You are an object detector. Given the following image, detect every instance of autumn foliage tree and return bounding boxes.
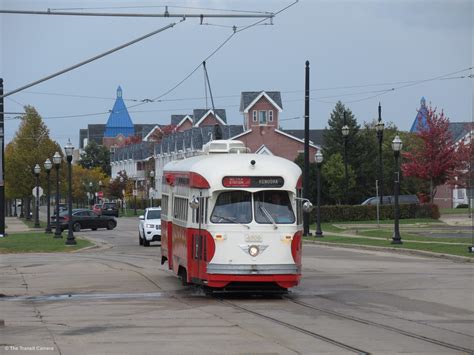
[401,106,469,202]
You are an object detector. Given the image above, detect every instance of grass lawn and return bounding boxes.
[356,229,471,244]
[305,235,473,258]
[120,209,145,218]
[332,218,442,225]
[440,208,472,215]
[0,232,93,253]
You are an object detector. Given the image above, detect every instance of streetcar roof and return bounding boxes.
[163,152,301,191]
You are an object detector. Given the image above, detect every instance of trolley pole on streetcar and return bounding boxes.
[303,61,311,236]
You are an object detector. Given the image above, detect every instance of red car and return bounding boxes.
[92,204,102,215]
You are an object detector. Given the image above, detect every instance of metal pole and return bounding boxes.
[65,157,76,245]
[0,78,5,237]
[378,103,384,205]
[392,152,402,244]
[315,161,323,237]
[343,111,348,205]
[54,164,62,238]
[34,173,40,228]
[45,169,52,233]
[303,60,311,236]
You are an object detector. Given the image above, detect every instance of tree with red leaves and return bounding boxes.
[401,106,470,202]
[401,106,468,201]
[123,135,142,146]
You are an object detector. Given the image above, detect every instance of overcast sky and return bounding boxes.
[1,0,472,148]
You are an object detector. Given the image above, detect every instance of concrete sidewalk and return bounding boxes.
[439,214,473,226]
[4,217,32,233]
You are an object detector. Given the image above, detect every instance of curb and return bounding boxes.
[303,240,473,263]
[71,235,113,253]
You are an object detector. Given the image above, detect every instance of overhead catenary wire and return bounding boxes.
[0,9,273,19]
[48,5,272,15]
[4,68,471,121]
[0,22,180,99]
[10,72,472,104]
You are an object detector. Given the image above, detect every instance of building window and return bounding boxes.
[457,188,464,199]
[259,111,267,124]
[252,111,257,122]
[268,110,273,122]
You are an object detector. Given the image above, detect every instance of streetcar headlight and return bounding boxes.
[248,245,259,257]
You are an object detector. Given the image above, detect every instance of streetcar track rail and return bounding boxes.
[284,296,474,354]
[218,298,370,354]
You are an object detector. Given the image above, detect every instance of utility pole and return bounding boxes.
[0,78,5,237]
[303,61,311,236]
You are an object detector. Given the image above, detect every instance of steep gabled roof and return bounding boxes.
[104,86,135,137]
[171,114,193,126]
[449,122,473,142]
[193,109,227,126]
[240,91,283,113]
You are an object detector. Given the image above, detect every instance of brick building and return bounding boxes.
[111,90,322,198]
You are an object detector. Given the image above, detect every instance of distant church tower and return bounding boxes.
[410,97,428,132]
[103,86,135,148]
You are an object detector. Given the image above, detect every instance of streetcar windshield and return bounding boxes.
[254,190,295,224]
[210,190,295,225]
[210,191,252,224]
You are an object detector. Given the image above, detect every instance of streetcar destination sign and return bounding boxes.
[222,176,284,188]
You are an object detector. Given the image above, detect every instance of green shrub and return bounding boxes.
[456,204,468,209]
[310,203,439,222]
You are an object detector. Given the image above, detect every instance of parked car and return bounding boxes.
[138,207,161,247]
[52,208,117,232]
[52,203,68,216]
[101,202,119,217]
[92,204,103,215]
[361,195,419,205]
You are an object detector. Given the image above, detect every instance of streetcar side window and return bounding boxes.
[210,191,252,224]
[161,194,169,218]
[193,197,208,224]
[254,190,295,224]
[173,197,188,221]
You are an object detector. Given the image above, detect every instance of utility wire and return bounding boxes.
[125,1,297,110]
[0,9,272,18]
[49,5,271,15]
[0,22,179,99]
[11,72,471,103]
[6,69,469,121]
[20,90,141,102]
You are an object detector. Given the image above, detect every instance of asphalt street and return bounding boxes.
[0,217,473,354]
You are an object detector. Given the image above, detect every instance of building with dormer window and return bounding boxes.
[234,91,318,162]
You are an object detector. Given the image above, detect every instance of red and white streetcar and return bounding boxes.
[160,140,312,291]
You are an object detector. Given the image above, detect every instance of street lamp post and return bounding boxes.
[98,180,103,204]
[64,140,76,246]
[376,103,385,205]
[315,150,324,238]
[149,170,155,207]
[391,135,403,245]
[134,180,137,216]
[44,159,52,233]
[119,176,124,214]
[89,181,93,206]
[341,111,350,204]
[53,152,62,238]
[33,164,41,228]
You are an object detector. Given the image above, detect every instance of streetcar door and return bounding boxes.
[193,232,207,281]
